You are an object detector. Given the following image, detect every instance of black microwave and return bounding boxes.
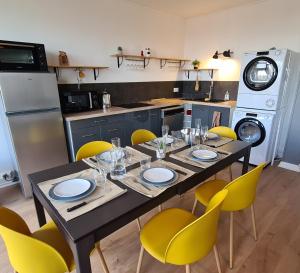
[60,91,102,114]
[0,40,48,72]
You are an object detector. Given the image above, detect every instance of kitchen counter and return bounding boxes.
[63,98,236,122]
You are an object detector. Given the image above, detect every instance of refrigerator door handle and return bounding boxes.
[88,92,92,109]
[6,107,60,116]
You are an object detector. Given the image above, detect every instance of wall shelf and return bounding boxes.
[48,65,109,80]
[111,54,190,69]
[181,68,218,79]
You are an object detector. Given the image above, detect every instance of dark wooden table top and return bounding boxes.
[29,141,251,243]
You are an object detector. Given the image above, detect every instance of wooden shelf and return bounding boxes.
[181,68,218,79]
[111,54,190,69]
[48,65,109,80]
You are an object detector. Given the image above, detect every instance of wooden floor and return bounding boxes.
[1,162,300,273]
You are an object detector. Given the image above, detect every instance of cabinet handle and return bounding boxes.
[82,133,96,138]
[94,120,105,124]
[108,128,119,133]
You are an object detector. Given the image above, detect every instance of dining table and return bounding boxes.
[29,140,251,273]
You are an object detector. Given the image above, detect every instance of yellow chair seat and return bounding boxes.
[32,221,75,271]
[140,208,196,263]
[195,179,227,207]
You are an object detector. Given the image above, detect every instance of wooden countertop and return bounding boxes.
[64,98,236,122]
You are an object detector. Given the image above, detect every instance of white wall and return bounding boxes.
[0,0,185,84]
[183,0,300,82]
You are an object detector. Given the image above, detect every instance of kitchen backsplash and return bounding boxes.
[58,80,238,106]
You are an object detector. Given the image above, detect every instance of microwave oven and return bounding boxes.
[0,40,48,72]
[60,91,102,114]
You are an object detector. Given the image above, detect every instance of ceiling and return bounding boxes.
[126,0,263,18]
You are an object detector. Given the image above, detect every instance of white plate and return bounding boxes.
[142,167,175,184]
[53,179,92,198]
[207,132,219,140]
[192,149,218,160]
[153,136,174,145]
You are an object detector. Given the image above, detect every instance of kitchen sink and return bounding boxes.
[118,102,154,108]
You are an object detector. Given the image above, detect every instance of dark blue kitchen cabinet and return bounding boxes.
[150,109,161,137]
[191,104,231,128]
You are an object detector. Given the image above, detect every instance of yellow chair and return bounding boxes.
[0,207,110,273]
[131,129,157,145]
[209,126,237,181]
[75,140,113,161]
[136,189,228,273]
[192,163,265,269]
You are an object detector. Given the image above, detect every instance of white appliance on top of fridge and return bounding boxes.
[0,73,69,198]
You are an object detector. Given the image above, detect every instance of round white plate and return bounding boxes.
[142,167,175,184]
[53,179,91,198]
[192,149,218,160]
[153,136,174,145]
[207,132,219,140]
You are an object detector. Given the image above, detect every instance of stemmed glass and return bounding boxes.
[162,124,169,138]
[195,118,202,130]
[200,125,209,144]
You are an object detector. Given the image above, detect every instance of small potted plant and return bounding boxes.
[192,59,200,70]
[117,46,123,55]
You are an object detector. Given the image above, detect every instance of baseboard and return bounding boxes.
[278,161,300,172]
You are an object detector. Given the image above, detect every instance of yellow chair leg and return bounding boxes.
[251,204,258,241]
[136,246,144,273]
[229,165,233,181]
[213,245,222,273]
[192,199,198,214]
[229,212,234,269]
[185,264,191,273]
[95,243,110,273]
[158,205,162,212]
[136,219,141,231]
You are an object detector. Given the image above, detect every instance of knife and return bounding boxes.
[67,195,104,212]
[174,169,187,176]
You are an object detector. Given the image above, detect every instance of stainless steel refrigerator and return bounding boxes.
[0,73,68,198]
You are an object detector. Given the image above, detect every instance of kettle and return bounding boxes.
[102,91,111,109]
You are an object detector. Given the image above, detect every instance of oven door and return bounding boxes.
[0,41,47,71]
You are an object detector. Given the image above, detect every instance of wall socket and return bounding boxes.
[173,87,179,93]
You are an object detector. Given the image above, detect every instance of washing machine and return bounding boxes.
[237,49,291,111]
[231,108,280,165]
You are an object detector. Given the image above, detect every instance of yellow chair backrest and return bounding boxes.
[164,189,228,265]
[222,163,265,211]
[75,140,112,161]
[209,126,237,140]
[0,207,69,273]
[131,129,157,145]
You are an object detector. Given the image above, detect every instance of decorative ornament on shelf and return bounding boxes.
[58,51,69,66]
[143,48,151,57]
[117,46,123,55]
[192,59,200,70]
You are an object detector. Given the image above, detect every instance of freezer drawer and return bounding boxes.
[7,109,68,197]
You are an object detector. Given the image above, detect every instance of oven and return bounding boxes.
[0,40,48,72]
[161,105,184,132]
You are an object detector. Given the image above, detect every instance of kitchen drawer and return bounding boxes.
[71,126,102,158]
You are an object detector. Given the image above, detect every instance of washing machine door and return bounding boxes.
[234,118,266,147]
[243,56,278,91]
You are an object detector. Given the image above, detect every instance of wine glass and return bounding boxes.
[195,118,202,129]
[200,126,209,144]
[162,124,169,138]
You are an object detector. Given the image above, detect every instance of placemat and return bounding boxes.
[139,139,187,153]
[117,160,195,198]
[82,146,150,170]
[170,145,231,169]
[38,169,127,221]
[205,136,233,148]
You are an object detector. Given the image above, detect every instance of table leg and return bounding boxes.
[242,146,251,174]
[71,236,94,273]
[33,191,46,227]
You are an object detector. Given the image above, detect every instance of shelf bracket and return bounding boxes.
[117,55,124,68]
[184,70,190,79]
[93,68,100,80]
[53,67,61,80]
[160,59,167,69]
[179,60,186,69]
[208,69,214,79]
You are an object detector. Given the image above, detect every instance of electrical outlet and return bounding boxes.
[173,87,179,93]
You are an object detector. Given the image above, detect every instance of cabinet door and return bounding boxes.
[192,105,209,127]
[127,111,151,139]
[72,126,102,159]
[208,106,230,128]
[101,122,125,144]
[150,109,161,137]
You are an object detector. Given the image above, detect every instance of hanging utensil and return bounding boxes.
[195,71,199,91]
